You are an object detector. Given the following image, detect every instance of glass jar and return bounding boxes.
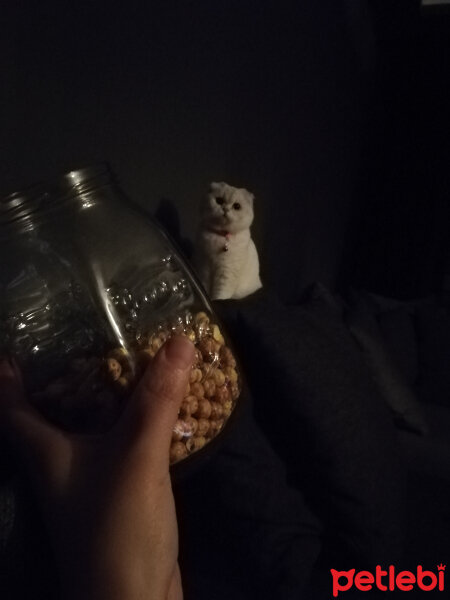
[1,167,241,465]
[0,186,113,428]
[0,186,103,393]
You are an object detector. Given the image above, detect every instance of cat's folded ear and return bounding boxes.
[244,189,255,204]
[210,181,226,193]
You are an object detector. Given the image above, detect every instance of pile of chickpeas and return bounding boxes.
[31,311,240,464]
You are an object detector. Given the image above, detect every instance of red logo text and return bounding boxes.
[330,564,445,596]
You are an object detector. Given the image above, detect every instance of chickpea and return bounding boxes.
[200,363,212,381]
[158,330,169,343]
[149,335,163,353]
[185,395,199,415]
[114,376,131,394]
[108,347,131,366]
[203,378,216,398]
[211,324,225,346]
[195,398,212,419]
[214,385,231,404]
[179,399,192,418]
[194,348,203,366]
[190,382,205,399]
[186,436,206,453]
[172,419,194,441]
[230,381,240,401]
[194,311,210,325]
[189,368,202,384]
[170,441,188,463]
[210,401,223,420]
[184,416,199,436]
[222,399,233,418]
[136,348,155,369]
[212,368,226,387]
[198,337,219,361]
[223,366,238,384]
[206,419,224,439]
[220,346,236,368]
[197,418,210,437]
[184,327,197,342]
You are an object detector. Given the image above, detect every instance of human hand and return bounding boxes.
[0,336,195,600]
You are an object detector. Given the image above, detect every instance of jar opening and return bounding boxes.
[0,185,49,236]
[49,164,113,211]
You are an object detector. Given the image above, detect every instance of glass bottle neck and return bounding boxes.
[0,186,49,238]
[45,164,128,219]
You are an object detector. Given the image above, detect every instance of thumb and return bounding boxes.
[124,336,195,471]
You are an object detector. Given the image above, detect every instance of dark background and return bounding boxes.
[2,0,450,301]
[2,5,450,598]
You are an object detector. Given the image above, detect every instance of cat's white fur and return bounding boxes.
[194,181,262,300]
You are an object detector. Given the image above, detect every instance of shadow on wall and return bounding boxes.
[5,2,446,301]
[1,1,369,302]
[154,198,194,261]
[339,0,450,299]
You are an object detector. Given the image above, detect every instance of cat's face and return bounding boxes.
[201,182,254,234]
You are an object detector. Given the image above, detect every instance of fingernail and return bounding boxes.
[164,336,195,370]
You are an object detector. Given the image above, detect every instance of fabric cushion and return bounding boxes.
[215,289,406,570]
[416,303,450,408]
[345,291,428,435]
[296,281,346,317]
[398,403,450,480]
[377,307,419,386]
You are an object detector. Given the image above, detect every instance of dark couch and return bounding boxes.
[175,285,450,599]
[2,283,449,600]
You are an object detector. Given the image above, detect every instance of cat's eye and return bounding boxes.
[216,197,224,205]
[233,203,241,210]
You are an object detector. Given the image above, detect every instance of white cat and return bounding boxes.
[193,181,262,300]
